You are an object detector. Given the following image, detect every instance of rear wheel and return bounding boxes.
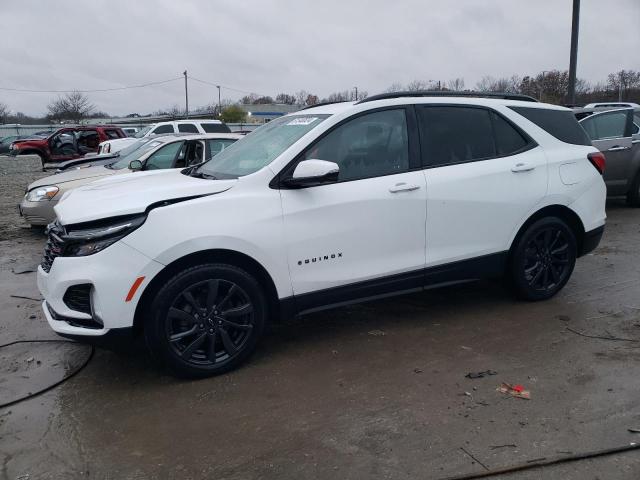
[509,217,577,301]
[144,263,266,378]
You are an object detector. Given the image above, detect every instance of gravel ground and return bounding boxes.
[1,158,640,479]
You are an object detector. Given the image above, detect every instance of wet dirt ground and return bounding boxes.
[1,156,640,479]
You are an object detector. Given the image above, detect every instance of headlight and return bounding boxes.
[26,186,59,201]
[59,214,146,257]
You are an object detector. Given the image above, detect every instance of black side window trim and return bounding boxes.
[416,104,538,169]
[271,105,421,189]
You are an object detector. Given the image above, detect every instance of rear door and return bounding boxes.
[580,109,634,195]
[418,105,546,268]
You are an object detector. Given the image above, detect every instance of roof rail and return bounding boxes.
[356,91,538,104]
[300,100,351,110]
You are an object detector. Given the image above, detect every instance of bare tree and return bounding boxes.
[406,80,430,91]
[0,102,8,123]
[275,93,297,105]
[447,78,465,91]
[475,75,520,93]
[385,83,404,93]
[305,94,319,106]
[47,91,95,123]
[295,90,309,106]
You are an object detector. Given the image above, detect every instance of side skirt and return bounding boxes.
[280,251,508,318]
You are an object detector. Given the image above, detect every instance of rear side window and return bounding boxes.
[152,125,174,134]
[417,106,496,166]
[580,111,628,140]
[510,106,591,146]
[201,123,231,133]
[178,123,199,133]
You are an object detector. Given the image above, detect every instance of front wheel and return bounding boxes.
[145,263,267,378]
[509,217,577,301]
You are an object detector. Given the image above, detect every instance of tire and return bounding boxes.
[509,217,577,301]
[626,171,640,207]
[144,263,267,378]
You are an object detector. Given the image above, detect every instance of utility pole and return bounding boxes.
[354,86,358,101]
[567,0,580,105]
[183,70,189,117]
[217,85,221,117]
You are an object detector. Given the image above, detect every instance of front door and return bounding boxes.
[48,129,79,162]
[580,109,634,196]
[278,108,427,310]
[417,105,548,267]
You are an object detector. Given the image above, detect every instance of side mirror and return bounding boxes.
[129,159,143,171]
[282,159,339,188]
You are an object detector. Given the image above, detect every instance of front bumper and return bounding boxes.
[19,198,58,225]
[37,240,164,338]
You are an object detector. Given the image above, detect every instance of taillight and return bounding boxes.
[105,144,110,153]
[587,151,606,175]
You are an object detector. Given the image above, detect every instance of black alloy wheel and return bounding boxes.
[167,279,254,366]
[510,217,577,301]
[146,264,266,378]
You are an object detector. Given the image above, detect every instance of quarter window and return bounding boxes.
[301,109,409,182]
[491,112,529,156]
[417,106,496,166]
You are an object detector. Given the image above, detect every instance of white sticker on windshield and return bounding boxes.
[286,117,318,126]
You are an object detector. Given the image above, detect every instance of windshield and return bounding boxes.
[108,139,164,169]
[133,125,154,138]
[196,114,329,178]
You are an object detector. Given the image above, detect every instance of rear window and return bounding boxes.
[510,106,591,146]
[201,122,231,133]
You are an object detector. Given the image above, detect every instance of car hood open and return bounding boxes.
[28,165,113,190]
[54,169,236,225]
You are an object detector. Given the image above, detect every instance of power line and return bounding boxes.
[0,76,183,94]
[187,75,267,97]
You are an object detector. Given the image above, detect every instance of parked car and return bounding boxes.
[8,126,127,169]
[20,133,240,226]
[122,127,139,137]
[577,107,640,205]
[0,134,47,154]
[98,120,231,154]
[37,92,606,378]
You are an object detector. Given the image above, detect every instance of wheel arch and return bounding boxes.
[508,204,586,261]
[133,249,280,335]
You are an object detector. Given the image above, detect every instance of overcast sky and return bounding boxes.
[1,0,638,116]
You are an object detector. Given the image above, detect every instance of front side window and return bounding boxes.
[105,129,121,139]
[144,141,185,170]
[152,124,175,135]
[418,106,495,166]
[300,109,409,181]
[178,123,199,133]
[581,111,628,140]
[197,114,328,178]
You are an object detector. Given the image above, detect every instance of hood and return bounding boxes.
[104,137,136,148]
[54,168,236,225]
[28,165,113,190]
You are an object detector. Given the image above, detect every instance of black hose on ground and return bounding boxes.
[441,442,640,480]
[0,339,94,409]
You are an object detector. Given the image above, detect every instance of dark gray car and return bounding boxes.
[578,107,640,206]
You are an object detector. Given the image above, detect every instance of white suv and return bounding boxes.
[98,120,230,154]
[37,92,606,377]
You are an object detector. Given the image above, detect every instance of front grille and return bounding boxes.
[63,284,92,315]
[41,223,65,273]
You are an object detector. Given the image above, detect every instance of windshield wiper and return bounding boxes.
[189,171,217,180]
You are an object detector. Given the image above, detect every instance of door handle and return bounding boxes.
[607,145,631,152]
[511,162,536,173]
[389,182,420,193]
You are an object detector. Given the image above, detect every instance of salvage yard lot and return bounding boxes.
[1,156,640,479]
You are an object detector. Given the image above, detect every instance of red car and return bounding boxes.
[9,125,126,169]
